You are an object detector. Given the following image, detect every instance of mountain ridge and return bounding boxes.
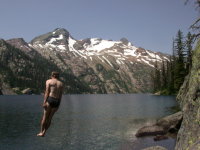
[0,28,170,94]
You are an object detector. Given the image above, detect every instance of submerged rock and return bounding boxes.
[136,125,165,137]
[154,135,168,141]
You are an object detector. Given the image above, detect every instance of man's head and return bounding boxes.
[51,71,59,79]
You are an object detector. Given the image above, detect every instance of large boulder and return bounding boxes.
[136,111,182,137]
[156,111,182,132]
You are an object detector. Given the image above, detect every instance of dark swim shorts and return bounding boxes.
[47,97,60,108]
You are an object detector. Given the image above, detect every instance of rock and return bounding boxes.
[154,91,161,95]
[0,82,16,95]
[21,88,32,95]
[120,37,129,45]
[135,111,182,138]
[156,111,183,132]
[142,146,167,150]
[6,38,33,53]
[175,39,200,150]
[154,135,168,141]
[12,87,21,94]
[0,89,3,95]
[135,125,165,137]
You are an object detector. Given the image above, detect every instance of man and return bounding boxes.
[37,72,64,137]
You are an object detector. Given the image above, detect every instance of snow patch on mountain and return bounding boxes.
[47,34,64,44]
[84,38,120,52]
[124,48,137,57]
[146,50,156,58]
[68,37,88,59]
[68,37,76,51]
[57,45,66,50]
[98,56,105,63]
[141,58,154,67]
[102,56,113,67]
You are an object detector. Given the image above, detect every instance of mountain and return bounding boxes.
[0,28,170,94]
[0,39,92,94]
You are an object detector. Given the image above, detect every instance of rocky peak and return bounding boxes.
[30,28,71,46]
[53,28,70,36]
[120,37,129,45]
[6,38,26,45]
[6,38,32,52]
[73,38,91,50]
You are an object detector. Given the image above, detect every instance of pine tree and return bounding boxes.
[170,56,176,93]
[153,59,161,93]
[166,57,173,94]
[185,32,193,74]
[174,30,186,92]
[175,30,185,59]
[161,60,167,90]
[172,37,176,57]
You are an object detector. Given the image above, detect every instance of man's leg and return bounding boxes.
[37,103,51,136]
[45,107,58,131]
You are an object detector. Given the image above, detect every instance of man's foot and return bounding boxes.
[37,132,45,137]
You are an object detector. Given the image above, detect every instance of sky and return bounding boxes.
[0,0,198,54]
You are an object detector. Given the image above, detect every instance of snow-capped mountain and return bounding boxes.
[6,28,170,93]
[30,28,169,68]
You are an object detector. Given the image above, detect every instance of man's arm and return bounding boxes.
[44,80,50,104]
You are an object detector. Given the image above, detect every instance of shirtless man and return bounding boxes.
[37,72,64,137]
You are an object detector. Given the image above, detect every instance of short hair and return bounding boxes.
[51,71,59,79]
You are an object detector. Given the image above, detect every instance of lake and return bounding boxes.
[0,94,177,150]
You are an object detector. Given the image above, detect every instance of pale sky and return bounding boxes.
[0,0,198,54]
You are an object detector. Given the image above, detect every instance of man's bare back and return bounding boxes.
[47,78,63,99]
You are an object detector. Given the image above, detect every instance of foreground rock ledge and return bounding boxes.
[136,111,183,137]
[175,39,200,150]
